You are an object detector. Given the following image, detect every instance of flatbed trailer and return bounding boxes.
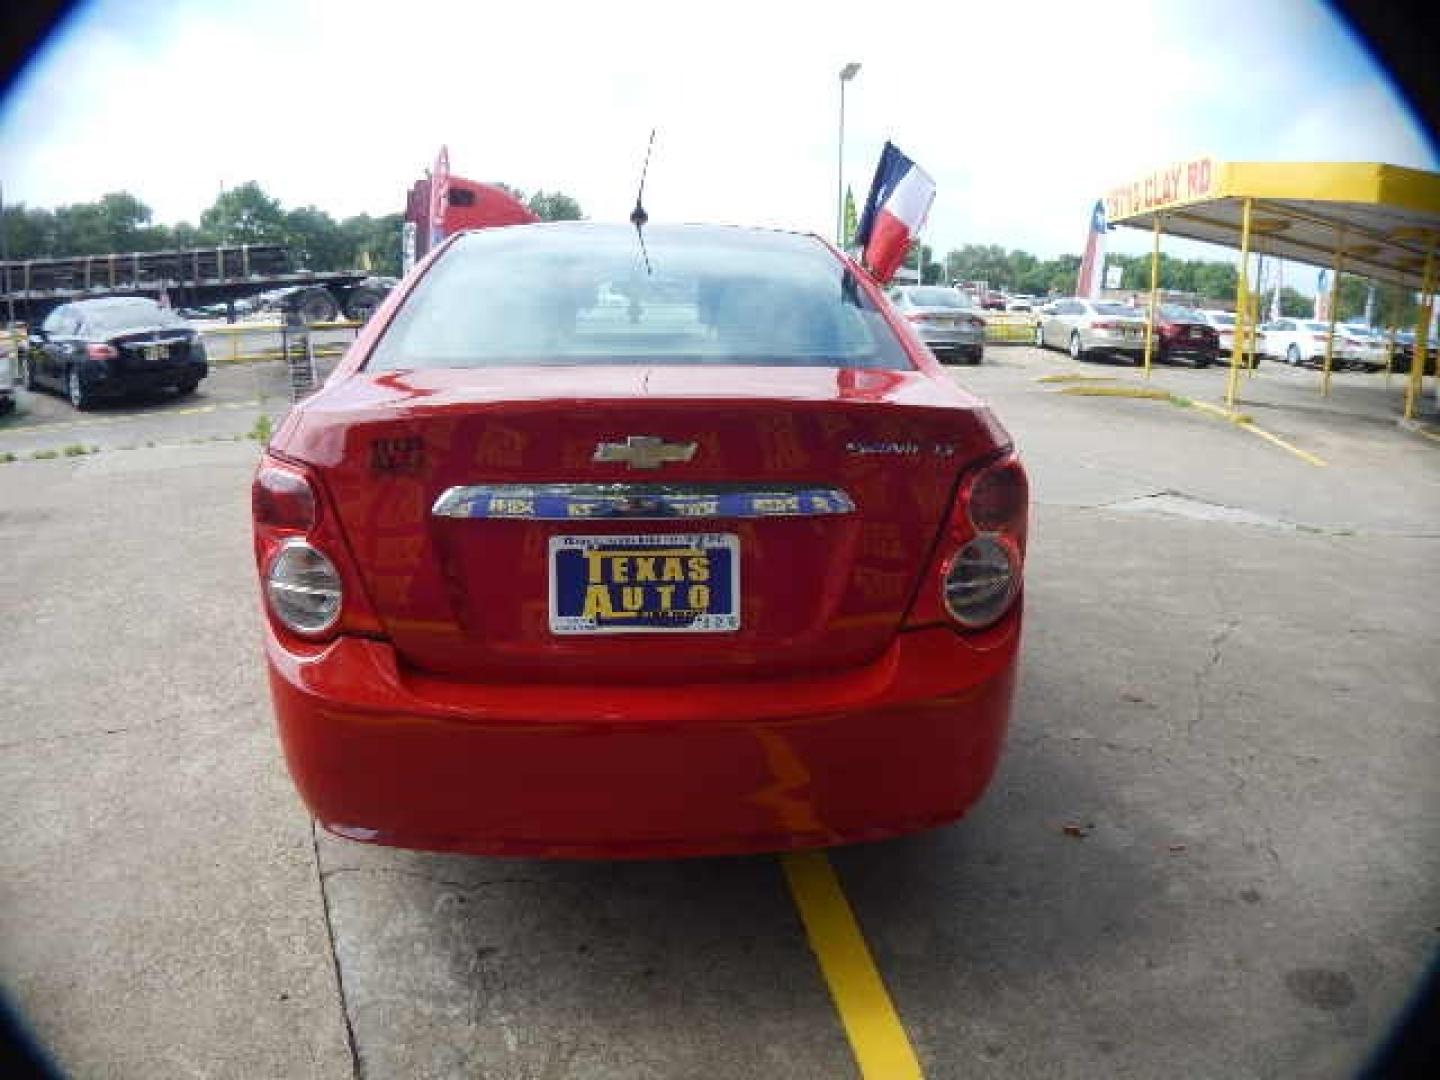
[0,244,388,324]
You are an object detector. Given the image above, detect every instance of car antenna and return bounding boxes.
[630,128,655,274]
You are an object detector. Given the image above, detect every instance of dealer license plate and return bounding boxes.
[549,533,741,634]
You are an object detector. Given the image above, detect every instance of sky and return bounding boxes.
[0,0,1435,274]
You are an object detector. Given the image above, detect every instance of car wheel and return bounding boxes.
[344,286,385,323]
[1033,324,1045,348]
[1286,344,1301,366]
[296,287,340,325]
[22,354,39,391]
[67,367,93,411]
[970,347,984,365]
[175,378,199,396]
[1069,332,1086,361]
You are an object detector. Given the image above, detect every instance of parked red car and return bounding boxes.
[253,223,1027,859]
[1154,304,1221,367]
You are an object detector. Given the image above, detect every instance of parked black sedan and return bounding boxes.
[23,297,208,410]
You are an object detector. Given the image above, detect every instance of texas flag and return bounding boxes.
[1076,200,1106,299]
[854,141,936,283]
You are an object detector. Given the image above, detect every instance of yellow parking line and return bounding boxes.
[1400,422,1440,444]
[1235,420,1328,467]
[781,851,923,1080]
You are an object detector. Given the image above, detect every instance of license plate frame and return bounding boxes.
[548,532,741,635]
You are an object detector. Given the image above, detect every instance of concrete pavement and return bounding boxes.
[0,345,1435,1078]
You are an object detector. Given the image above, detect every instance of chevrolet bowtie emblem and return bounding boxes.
[593,435,698,470]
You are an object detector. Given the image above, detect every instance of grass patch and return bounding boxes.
[1167,394,1193,408]
[61,443,91,457]
[248,413,273,443]
[31,448,58,460]
[0,451,16,464]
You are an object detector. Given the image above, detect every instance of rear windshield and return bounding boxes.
[1207,312,1235,326]
[369,224,912,370]
[1094,303,1140,317]
[1160,305,1202,320]
[1302,321,1332,333]
[901,287,969,309]
[82,300,190,335]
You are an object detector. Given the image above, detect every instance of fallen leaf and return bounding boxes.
[1062,824,1090,839]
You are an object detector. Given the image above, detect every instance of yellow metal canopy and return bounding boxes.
[1104,159,1440,290]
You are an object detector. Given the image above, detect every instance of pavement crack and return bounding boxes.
[0,725,136,752]
[319,866,548,891]
[1191,617,1240,737]
[311,821,365,1080]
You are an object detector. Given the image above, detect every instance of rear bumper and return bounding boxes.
[264,617,1021,859]
[918,327,985,350]
[86,361,207,396]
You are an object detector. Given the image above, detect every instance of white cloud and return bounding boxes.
[1,0,1433,262]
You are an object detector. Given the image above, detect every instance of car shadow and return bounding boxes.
[309,637,1181,1076]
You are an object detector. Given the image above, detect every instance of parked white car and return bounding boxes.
[1197,310,1237,356]
[0,330,17,414]
[1339,323,1389,372]
[1258,318,1366,370]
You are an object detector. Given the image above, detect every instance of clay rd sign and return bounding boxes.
[1105,158,1218,222]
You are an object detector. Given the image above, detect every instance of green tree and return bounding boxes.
[1277,286,1311,317]
[200,182,287,245]
[0,203,54,258]
[526,190,584,222]
[1332,273,1371,323]
[284,206,350,270]
[339,213,403,276]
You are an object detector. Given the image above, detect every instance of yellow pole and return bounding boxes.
[1225,198,1253,411]
[1245,271,1262,374]
[1385,326,1396,389]
[1320,238,1344,398]
[1252,286,1264,372]
[1142,214,1161,378]
[1405,239,1436,421]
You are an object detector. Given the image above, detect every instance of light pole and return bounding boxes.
[837,62,861,247]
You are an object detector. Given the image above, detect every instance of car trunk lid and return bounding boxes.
[109,327,195,372]
[286,366,1009,683]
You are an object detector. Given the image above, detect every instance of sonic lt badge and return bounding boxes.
[593,435,698,470]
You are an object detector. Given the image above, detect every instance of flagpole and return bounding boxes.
[836,63,861,245]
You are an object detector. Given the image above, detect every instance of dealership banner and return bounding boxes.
[1104,157,1218,222]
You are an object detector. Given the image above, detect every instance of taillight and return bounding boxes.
[265,540,343,635]
[253,463,317,530]
[967,317,987,330]
[905,452,1028,632]
[1091,321,1119,331]
[252,453,382,641]
[941,536,1018,628]
[906,313,931,323]
[87,343,117,360]
[968,456,1028,541]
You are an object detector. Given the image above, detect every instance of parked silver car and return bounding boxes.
[887,286,986,364]
[1034,298,1148,362]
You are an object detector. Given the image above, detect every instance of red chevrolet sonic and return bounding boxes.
[252,222,1026,859]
